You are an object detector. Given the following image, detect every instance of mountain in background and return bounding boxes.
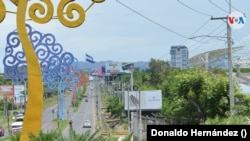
[75,60,149,72]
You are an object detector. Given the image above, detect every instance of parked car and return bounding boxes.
[85,99,88,102]
[83,120,91,128]
[13,111,24,116]
[10,116,24,135]
[11,122,23,135]
[16,113,24,119]
[15,116,24,122]
[0,126,4,137]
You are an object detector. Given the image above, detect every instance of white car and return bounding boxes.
[11,116,24,135]
[15,116,24,122]
[16,113,24,118]
[83,120,91,128]
[11,121,23,135]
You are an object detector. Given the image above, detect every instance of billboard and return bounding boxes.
[124,90,162,111]
[14,85,26,104]
[105,62,133,75]
[0,85,26,103]
[105,62,123,74]
[0,85,14,100]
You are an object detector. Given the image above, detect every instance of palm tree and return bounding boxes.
[4,128,132,141]
[28,130,64,141]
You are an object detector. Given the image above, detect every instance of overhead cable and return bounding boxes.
[116,0,189,39]
[209,0,228,13]
[180,18,211,45]
[177,0,212,17]
[225,0,245,15]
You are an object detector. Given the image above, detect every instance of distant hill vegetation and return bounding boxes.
[76,60,149,72]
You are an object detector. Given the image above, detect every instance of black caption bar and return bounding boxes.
[147,125,250,140]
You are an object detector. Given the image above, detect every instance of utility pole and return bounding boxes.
[211,0,234,116]
[127,83,130,132]
[138,90,142,141]
[128,66,134,133]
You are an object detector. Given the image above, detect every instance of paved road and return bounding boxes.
[42,91,73,133]
[62,83,98,137]
[0,81,98,139]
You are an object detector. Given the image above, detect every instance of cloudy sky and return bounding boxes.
[0,0,249,72]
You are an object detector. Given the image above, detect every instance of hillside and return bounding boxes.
[75,61,149,72]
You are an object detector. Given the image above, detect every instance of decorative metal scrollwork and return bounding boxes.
[28,0,85,27]
[57,0,85,28]
[4,24,80,120]
[28,0,54,24]
[0,0,6,22]
[3,24,78,85]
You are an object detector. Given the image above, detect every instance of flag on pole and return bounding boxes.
[85,53,95,63]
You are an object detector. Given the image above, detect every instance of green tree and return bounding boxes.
[106,96,124,118]
[4,128,125,141]
[148,59,170,88]
[0,74,12,85]
[162,68,232,123]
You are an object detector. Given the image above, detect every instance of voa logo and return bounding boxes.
[228,11,246,29]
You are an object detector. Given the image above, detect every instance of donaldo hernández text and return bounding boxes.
[151,128,240,137]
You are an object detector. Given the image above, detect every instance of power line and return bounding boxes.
[161,0,225,61]
[159,18,212,60]
[208,0,228,13]
[177,0,212,17]
[179,18,211,45]
[189,22,225,46]
[225,0,244,15]
[189,29,226,53]
[115,0,240,66]
[232,30,244,46]
[115,0,189,39]
[116,0,214,60]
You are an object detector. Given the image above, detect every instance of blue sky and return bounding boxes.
[0,0,249,72]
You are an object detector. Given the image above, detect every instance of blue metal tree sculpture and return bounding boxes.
[3,24,80,120]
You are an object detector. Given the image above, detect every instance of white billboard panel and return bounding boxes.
[124,90,162,111]
[14,85,25,104]
[0,85,25,103]
[105,62,123,74]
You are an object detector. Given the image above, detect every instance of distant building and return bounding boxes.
[170,45,188,69]
[233,55,250,68]
[188,46,244,70]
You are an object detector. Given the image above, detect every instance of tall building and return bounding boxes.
[170,45,188,69]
